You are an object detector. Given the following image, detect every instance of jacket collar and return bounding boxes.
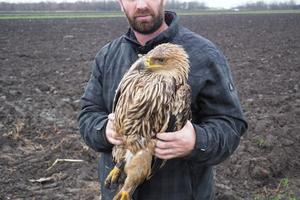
[124,11,179,54]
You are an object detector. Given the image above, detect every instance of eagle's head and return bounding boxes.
[137,43,189,81]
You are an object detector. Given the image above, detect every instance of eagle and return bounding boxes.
[104,43,191,200]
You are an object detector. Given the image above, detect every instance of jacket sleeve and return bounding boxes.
[78,48,113,152]
[185,46,248,165]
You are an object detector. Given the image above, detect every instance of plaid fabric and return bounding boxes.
[79,11,247,200]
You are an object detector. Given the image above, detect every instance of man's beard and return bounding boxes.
[125,8,164,34]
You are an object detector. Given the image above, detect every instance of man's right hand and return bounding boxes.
[105,113,123,145]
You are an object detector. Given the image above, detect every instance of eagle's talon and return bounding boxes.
[113,191,129,200]
[105,166,122,188]
[104,179,111,188]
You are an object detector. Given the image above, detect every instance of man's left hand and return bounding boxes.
[154,120,196,159]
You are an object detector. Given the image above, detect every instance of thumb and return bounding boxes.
[108,113,115,121]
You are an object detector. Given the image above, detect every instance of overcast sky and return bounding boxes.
[205,0,300,8]
[3,0,300,9]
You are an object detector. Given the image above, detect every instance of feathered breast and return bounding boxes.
[114,70,177,153]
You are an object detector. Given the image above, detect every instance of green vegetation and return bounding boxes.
[0,9,300,20]
[256,137,267,148]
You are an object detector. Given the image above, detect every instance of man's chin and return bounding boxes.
[132,22,154,34]
[134,27,156,34]
[131,17,163,34]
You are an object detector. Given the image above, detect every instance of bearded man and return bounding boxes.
[78,0,248,199]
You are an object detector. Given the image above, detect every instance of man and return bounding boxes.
[78,0,248,199]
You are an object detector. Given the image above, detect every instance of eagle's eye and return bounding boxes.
[155,57,165,64]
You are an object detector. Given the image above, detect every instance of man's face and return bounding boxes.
[119,0,165,34]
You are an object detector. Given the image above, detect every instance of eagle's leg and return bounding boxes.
[113,147,153,200]
[105,160,125,188]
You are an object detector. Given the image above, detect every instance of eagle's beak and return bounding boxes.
[144,57,151,68]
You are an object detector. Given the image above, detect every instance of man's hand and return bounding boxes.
[105,113,123,145]
[155,120,196,160]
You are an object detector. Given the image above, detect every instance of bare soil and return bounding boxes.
[0,13,299,200]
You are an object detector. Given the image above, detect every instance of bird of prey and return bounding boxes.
[104,43,191,200]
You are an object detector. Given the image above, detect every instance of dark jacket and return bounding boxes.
[78,11,247,200]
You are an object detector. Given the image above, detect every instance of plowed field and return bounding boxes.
[0,13,299,199]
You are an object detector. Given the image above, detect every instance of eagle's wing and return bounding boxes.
[110,59,144,164]
[112,59,143,113]
[150,83,191,177]
[173,83,192,130]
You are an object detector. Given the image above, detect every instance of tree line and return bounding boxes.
[236,0,299,10]
[0,0,299,11]
[0,1,207,11]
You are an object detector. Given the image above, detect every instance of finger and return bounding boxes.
[155,147,174,156]
[155,140,170,149]
[108,113,115,121]
[107,119,116,131]
[156,154,175,160]
[156,132,177,141]
[107,128,122,141]
[112,136,123,141]
[155,149,176,160]
[111,131,122,139]
[109,137,123,145]
[110,135,123,142]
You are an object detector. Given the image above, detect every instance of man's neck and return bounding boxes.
[134,21,168,46]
